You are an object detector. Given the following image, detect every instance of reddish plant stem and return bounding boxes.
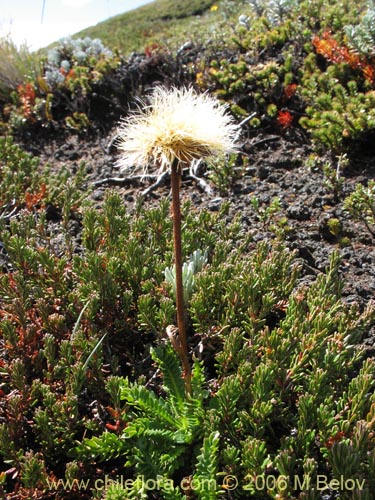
[170,158,192,396]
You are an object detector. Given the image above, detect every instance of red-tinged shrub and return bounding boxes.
[17,83,36,120]
[283,83,297,100]
[277,109,293,128]
[313,31,375,85]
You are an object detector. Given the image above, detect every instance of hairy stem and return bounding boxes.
[170,158,192,396]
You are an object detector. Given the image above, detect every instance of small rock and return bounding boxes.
[69,220,81,237]
[311,195,323,208]
[257,166,269,180]
[240,185,255,194]
[92,189,105,201]
[207,197,223,211]
[340,248,353,260]
[45,204,62,221]
[267,174,279,183]
[245,166,257,176]
[287,204,312,221]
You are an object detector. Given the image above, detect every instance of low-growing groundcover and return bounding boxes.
[1,142,375,500]
[1,0,375,499]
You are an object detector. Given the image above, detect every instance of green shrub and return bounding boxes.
[71,248,375,499]
[298,25,375,150]
[207,153,248,195]
[300,67,375,150]
[0,136,40,206]
[0,191,244,493]
[1,37,122,134]
[344,179,375,236]
[1,184,375,498]
[0,136,86,216]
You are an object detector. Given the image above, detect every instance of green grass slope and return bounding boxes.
[73,0,217,54]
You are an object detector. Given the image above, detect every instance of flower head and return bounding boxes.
[116,86,237,173]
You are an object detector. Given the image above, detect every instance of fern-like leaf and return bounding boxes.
[126,437,185,476]
[191,357,209,404]
[151,345,185,407]
[121,383,178,427]
[193,431,221,500]
[71,431,128,462]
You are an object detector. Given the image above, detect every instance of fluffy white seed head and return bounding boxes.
[116,86,238,174]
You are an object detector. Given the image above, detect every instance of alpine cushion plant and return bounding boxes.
[116,86,237,395]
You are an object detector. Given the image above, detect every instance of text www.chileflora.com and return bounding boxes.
[45,473,369,493]
[46,474,238,493]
